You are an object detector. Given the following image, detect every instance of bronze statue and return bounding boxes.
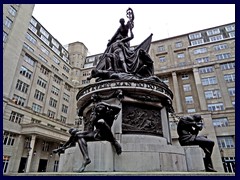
[177,114,217,172]
[53,102,122,172]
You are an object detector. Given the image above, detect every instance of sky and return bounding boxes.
[32,4,235,55]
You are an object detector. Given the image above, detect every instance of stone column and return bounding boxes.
[172,72,183,113]
[193,68,207,111]
[25,135,36,173]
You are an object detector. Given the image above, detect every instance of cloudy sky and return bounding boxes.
[32,4,235,55]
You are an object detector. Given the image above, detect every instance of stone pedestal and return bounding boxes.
[58,80,205,172]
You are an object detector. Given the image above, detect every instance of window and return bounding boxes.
[20,65,32,79]
[157,45,165,52]
[63,93,70,102]
[221,62,235,70]
[209,35,223,42]
[193,48,207,55]
[4,18,13,29]
[8,6,17,16]
[189,33,202,40]
[62,73,68,79]
[51,65,59,72]
[32,103,42,113]
[52,56,60,65]
[60,116,67,123]
[199,66,214,74]
[9,111,24,124]
[23,43,34,52]
[40,65,49,75]
[190,39,204,46]
[175,41,183,48]
[13,94,25,106]
[82,80,90,84]
[3,156,10,173]
[217,136,234,148]
[160,77,169,84]
[216,53,231,60]
[51,86,60,96]
[204,90,221,99]
[212,117,229,127]
[183,84,191,92]
[42,141,50,151]
[53,160,59,172]
[185,96,194,104]
[159,56,166,62]
[228,87,235,96]
[52,46,60,55]
[37,77,47,88]
[224,74,235,83]
[28,24,37,34]
[201,77,217,86]
[75,118,83,126]
[181,74,189,80]
[207,103,224,111]
[52,38,59,48]
[41,46,50,55]
[214,44,228,51]
[195,57,209,63]
[206,28,220,36]
[34,90,45,101]
[26,33,37,44]
[30,18,37,26]
[225,24,235,32]
[53,75,61,84]
[40,35,50,46]
[187,109,196,113]
[24,137,31,149]
[16,80,29,93]
[39,55,48,63]
[49,98,57,108]
[3,31,8,42]
[40,27,49,38]
[23,54,35,66]
[177,53,185,59]
[31,118,41,124]
[63,65,70,73]
[178,62,186,67]
[222,157,235,173]
[47,110,55,119]
[64,83,71,91]
[232,101,235,108]
[228,32,235,38]
[3,131,16,146]
[62,104,68,114]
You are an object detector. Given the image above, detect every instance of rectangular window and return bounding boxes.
[51,65,59,72]
[31,118,41,124]
[225,24,235,32]
[20,66,32,79]
[82,80,90,84]
[34,90,45,101]
[4,18,13,29]
[40,27,49,38]
[189,32,202,40]
[185,96,194,104]
[60,116,67,123]
[159,56,166,63]
[228,32,235,38]
[53,75,61,84]
[9,111,24,124]
[224,74,235,83]
[160,77,169,84]
[47,110,55,119]
[181,74,189,80]
[51,86,60,96]
[28,24,37,34]
[193,48,207,55]
[220,62,235,70]
[187,109,196,113]
[52,56,60,65]
[206,28,220,36]
[39,55,48,63]
[207,103,224,111]
[26,33,37,44]
[3,131,16,146]
[157,45,165,52]
[63,93,70,102]
[24,137,31,149]
[201,77,217,86]
[63,65,70,73]
[8,6,17,16]
[228,87,235,96]
[64,83,71,91]
[214,44,228,51]
[209,35,223,42]
[37,77,47,88]
[49,98,57,108]
[13,94,25,106]
[175,41,183,48]
[62,104,68,114]
[177,53,185,59]
[216,53,231,60]
[42,141,50,151]
[23,43,34,52]
[32,103,42,113]
[41,45,50,55]
[190,39,204,46]
[222,157,235,173]
[199,66,214,74]
[52,46,60,55]
[52,38,60,48]
[3,31,8,42]
[40,65,49,75]
[16,80,29,93]
[204,90,221,99]
[183,84,191,92]
[217,136,234,148]
[30,17,37,26]
[212,117,229,127]
[23,54,35,66]
[62,73,68,80]
[3,156,10,173]
[53,160,59,172]
[40,35,50,46]
[195,57,209,63]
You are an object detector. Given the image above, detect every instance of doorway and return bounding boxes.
[18,157,27,173]
[38,159,48,172]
